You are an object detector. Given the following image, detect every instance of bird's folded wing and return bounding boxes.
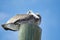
[6,14,29,24]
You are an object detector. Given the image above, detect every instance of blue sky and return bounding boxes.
[0,0,60,40]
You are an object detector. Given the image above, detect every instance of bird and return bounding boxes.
[1,10,41,31]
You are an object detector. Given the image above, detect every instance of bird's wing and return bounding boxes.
[1,14,31,31]
[6,14,29,24]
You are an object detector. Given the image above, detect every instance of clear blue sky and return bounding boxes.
[0,0,60,40]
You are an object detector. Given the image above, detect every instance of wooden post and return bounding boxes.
[18,23,42,40]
